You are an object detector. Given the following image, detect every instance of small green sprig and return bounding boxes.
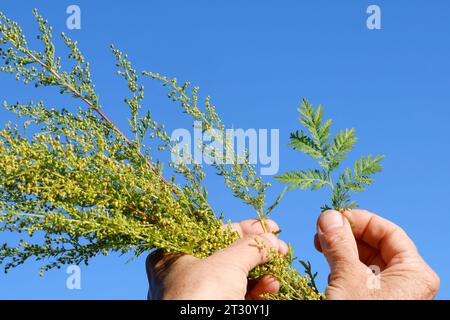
[276,99,384,211]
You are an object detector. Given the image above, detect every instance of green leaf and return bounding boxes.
[266,187,288,216]
[289,131,323,159]
[276,169,329,191]
[280,100,384,214]
[354,154,384,177]
[297,99,331,153]
[327,128,358,170]
[338,155,385,192]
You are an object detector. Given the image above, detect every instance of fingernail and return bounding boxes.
[317,210,344,233]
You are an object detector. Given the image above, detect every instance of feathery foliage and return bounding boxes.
[276,99,384,211]
[0,9,322,300]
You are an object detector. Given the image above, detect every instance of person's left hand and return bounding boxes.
[146,219,288,300]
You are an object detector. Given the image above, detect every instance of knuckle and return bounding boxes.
[320,230,346,249]
[328,262,364,286]
[394,226,411,240]
[314,233,322,251]
[407,260,441,299]
[356,209,372,215]
[320,232,358,265]
[422,269,440,295]
[146,250,165,269]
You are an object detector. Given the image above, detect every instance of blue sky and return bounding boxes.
[0,0,449,299]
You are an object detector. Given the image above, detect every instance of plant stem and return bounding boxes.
[19,45,179,196]
[327,170,334,192]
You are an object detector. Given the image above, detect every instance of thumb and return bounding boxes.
[317,210,359,273]
[208,233,286,275]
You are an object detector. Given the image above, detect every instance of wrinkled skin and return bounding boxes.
[147,210,440,300]
[146,219,287,300]
[314,209,440,300]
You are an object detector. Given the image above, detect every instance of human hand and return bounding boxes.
[146,219,288,300]
[314,209,440,299]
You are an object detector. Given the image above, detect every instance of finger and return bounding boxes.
[314,233,322,252]
[246,276,280,300]
[343,209,418,263]
[230,219,280,237]
[146,250,188,271]
[355,240,387,270]
[278,239,289,255]
[145,250,196,284]
[316,232,387,269]
[317,210,359,271]
[208,233,285,274]
[146,250,168,282]
[145,251,196,300]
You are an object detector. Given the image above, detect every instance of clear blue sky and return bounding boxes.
[0,0,449,299]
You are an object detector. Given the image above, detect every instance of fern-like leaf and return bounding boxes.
[276,169,329,191]
[278,101,384,211]
[340,155,384,190]
[327,128,358,171]
[289,131,323,159]
[354,155,384,177]
[297,99,332,154]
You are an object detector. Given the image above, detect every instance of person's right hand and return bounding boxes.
[314,209,440,300]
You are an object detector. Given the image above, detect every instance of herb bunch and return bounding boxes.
[0,9,322,300]
[276,99,384,211]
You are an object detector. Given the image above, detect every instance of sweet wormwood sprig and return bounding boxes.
[0,9,322,300]
[276,99,384,212]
